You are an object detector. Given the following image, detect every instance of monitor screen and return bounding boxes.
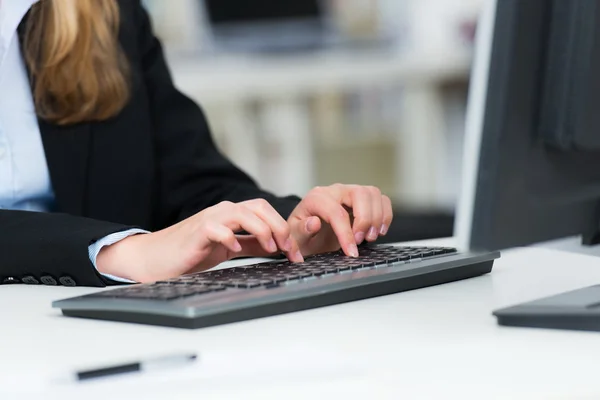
[455,0,600,251]
[204,0,321,24]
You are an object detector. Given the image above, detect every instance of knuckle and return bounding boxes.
[217,200,235,210]
[220,230,235,242]
[255,198,272,212]
[368,186,381,196]
[311,186,327,196]
[356,186,370,195]
[236,204,250,215]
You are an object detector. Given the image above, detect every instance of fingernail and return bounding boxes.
[348,244,359,258]
[380,224,388,235]
[305,217,319,233]
[295,250,304,262]
[283,238,292,252]
[268,239,277,253]
[367,227,378,240]
[354,232,365,245]
[233,241,242,252]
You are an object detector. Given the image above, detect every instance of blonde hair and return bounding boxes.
[23,0,130,125]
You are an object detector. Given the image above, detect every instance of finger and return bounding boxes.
[224,206,279,254]
[304,193,358,257]
[304,216,322,236]
[380,195,393,236]
[366,187,384,242]
[241,199,303,262]
[205,224,242,254]
[345,187,372,245]
[231,236,305,263]
[288,215,321,254]
[236,235,276,258]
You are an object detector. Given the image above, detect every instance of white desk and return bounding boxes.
[3,239,600,400]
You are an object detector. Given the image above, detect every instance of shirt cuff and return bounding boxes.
[88,229,149,283]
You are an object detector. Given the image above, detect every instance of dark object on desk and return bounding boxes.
[53,245,499,329]
[494,286,600,332]
[455,0,600,252]
[76,353,197,381]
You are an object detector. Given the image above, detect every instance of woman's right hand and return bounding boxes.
[96,199,304,283]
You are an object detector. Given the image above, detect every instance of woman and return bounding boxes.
[0,0,393,286]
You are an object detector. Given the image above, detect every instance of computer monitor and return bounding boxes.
[204,0,321,24]
[456,0,600,252]
[201,0,329,53]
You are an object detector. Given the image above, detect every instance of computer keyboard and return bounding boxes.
[53,245,500,329]
[92,246,457,300]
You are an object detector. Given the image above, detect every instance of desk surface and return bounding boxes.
[3,239,600,400]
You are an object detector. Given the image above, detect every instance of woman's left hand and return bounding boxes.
[288,184,393,257]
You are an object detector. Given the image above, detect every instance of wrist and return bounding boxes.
[96,233,150,282]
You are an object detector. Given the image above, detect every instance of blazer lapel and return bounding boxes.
[17,15,92,216]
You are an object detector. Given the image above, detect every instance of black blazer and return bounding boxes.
[0,1,299,287]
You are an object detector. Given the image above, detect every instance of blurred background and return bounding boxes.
[141,0,484,242]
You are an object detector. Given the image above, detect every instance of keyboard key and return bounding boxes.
[235,282,262,289]
[254,263,281,269]
[372,258,389,265]
[290,262,314,268]
[359,260,377,266]
[178,276,198,281]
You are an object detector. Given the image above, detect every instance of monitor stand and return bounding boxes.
[532,236,600,258]
[583,224,600,246]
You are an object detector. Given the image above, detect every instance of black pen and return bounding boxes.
[74,353,198,381]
